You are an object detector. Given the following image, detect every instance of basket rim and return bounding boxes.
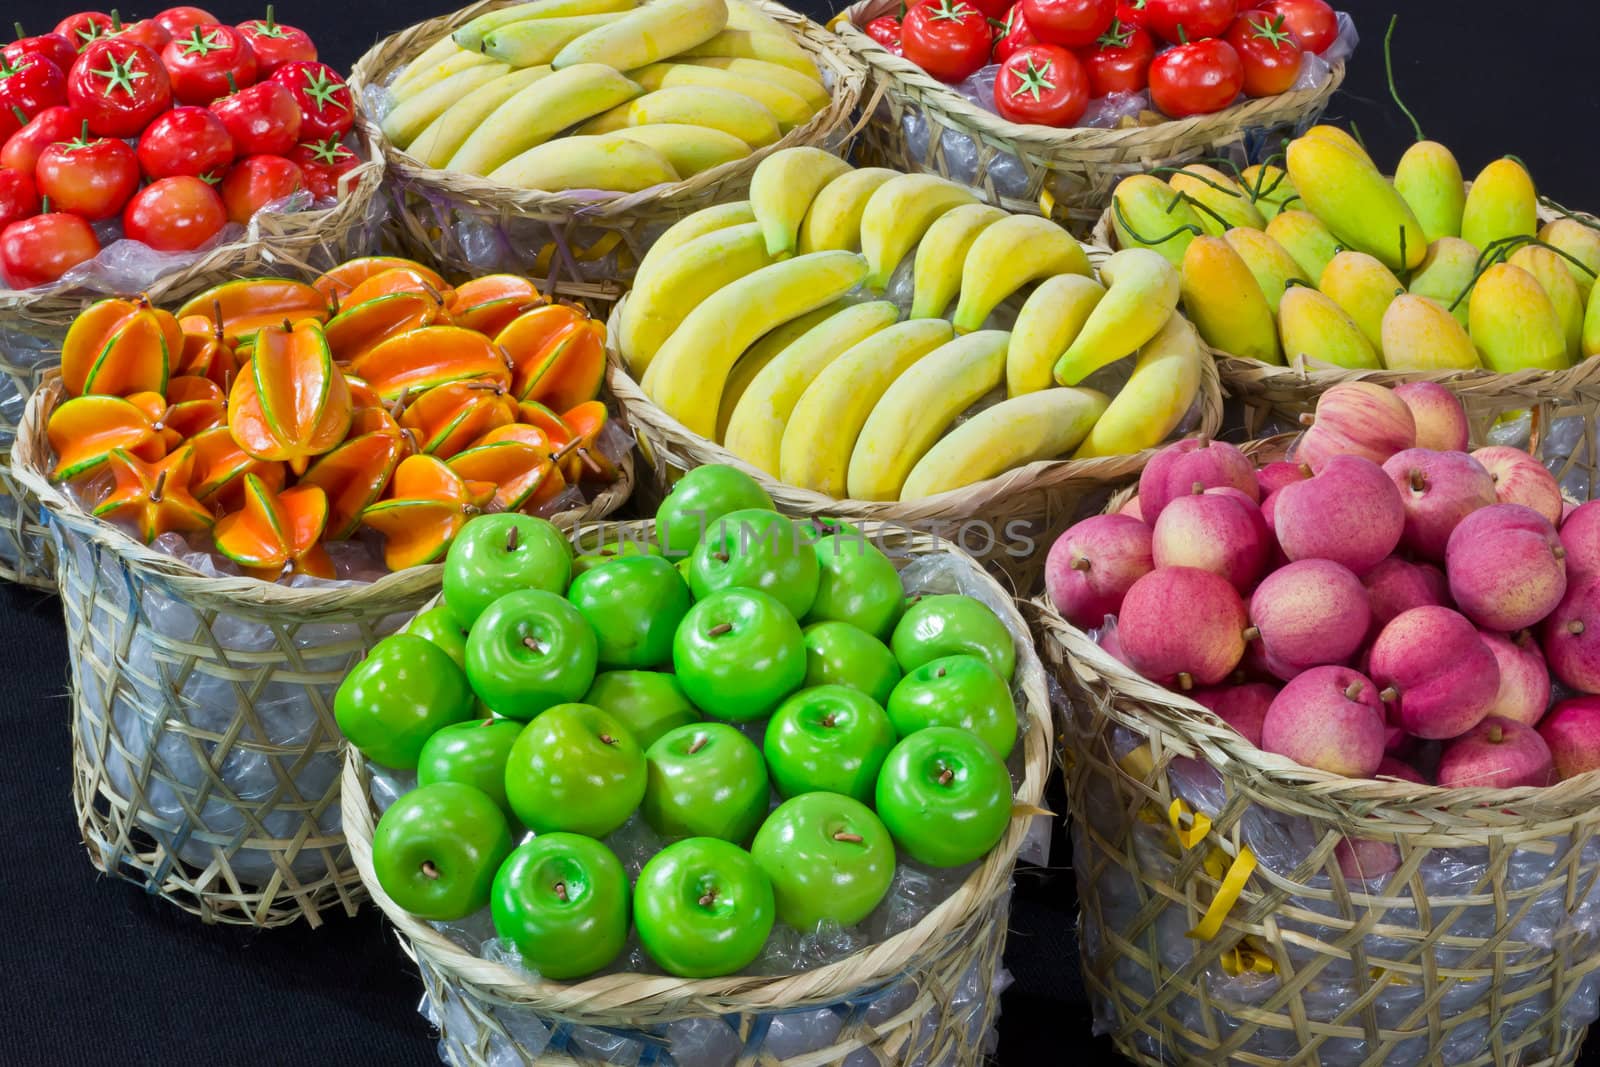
[341,518,1055,1017]
[347,0,868,218]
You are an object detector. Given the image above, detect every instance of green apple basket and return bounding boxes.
[341,519,1053,1065]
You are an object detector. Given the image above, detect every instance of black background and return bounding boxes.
[4,2,1599,1065]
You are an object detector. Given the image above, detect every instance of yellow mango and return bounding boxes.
[1240,163,1296,221]
[1461,158,1537,254]
[1539,218,1600,300]
[1585,282,1600,358]
[1286,136,1427,272]
[1509,245,1586,362]
[1319,251,1404,354]
[1408,237,1479,329]
[1380,294,1479,371]
[1110,174,1202,268]
[1167,165,1265,236]
[1181,237,1280,365]
[1299,125,1375,165]
[1267,210,1343,282]
[1468,263,1569,372]
[1224,227,1310,315]
[1278,286,1380,369]
[1393,141,1464,243]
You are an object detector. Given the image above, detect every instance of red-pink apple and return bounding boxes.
[1471,446,1563,527]
[1376,756,1427,784]
[1478,630,1551,728]
[1190,682,1277,747]
[1541,575,1600,694]
[1561,501,1600,583]
[1382,448,1496,560]
[1294,381,1417,472]
[1335,837,1401,881]
[1137,438,1257,523]
[1274,455,1405,575]
[1537,697,1600,781]
[1446,504,1567,631]
[1393,381,1469,452]
[1368,606,1500,739]
[1118,496,1144,521]
[1118,567,1248,690]
[1046,514,1154,629]
[1152,487,1269,592]
[1362,558,1449,640]
[1435,716,1553,788]
[1247,559,1368,679]
[1260,665,1386,776]
[1257,460,1311,497]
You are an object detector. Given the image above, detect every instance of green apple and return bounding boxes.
[634,837,775,977]
[803,621,901,707]
[656,464,775,559]
[584,670,700,749]
[491,833,629,979]
[763,685,896,803]
[689,508,820,619]
[806,531,903,640]
[416,718,524,817]
[505,703,646,837]
[567,554,691,669]
[891,595,1016,680]
[466,589,598,720]
[750,792,894,929]
[673,588,806,722]
[886,654,1017,759]
[443,514,573,628]
[643,722,769,844]
[571,537,663,576]
[335,634,476,770]
[404,605,472,668]
[875,727,1012,868]
[370,782,513,920]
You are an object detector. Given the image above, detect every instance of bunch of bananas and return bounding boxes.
[617,148,1207,503]
[379,0,831,193]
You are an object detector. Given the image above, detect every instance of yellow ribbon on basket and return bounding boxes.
[1167,799,1262,945]
[532,231,630,279]
[1039,187,1056,219]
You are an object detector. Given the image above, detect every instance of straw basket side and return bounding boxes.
[12,375,632,928]
[835,0,1344,234]
[348,0,867,303]
[0,134,387,591]
[343,520,1052,1065]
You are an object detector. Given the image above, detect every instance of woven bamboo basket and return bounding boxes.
[348,0,868,304]
[0,133,387,592]
[1027,446,1600,1066]
[834,0,1346,234]
[10,373,632,928]
[342,518,1052,1065]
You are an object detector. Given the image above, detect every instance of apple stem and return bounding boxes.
[937,767,954,786]
[1176,671,1194,691]
[821,714,837,728]
[1488,723,1504,744]
[553,881,568,901]
[833,831,864,843]
[599,733,617,746]
[1380,686,1399,703]
[1190,481,1204,495]
[1513,629,1532,647]
[1344,681,1363,701]
[1297,463,1313,477]
[421,861,440,880]
[698,889,718,907]
[713,550,730,563]
[1554,545,1567,560]
[506,524,519,551]
[1070,557,1091,572]
[1408,470,1426,492]
[1571,620,1586,636]
[1298,412,1315,426]
[708,622,733,637]
[687,733,707,754]
[522,636,548,654]
[1242,626,1260,642]
[935,665,947,678]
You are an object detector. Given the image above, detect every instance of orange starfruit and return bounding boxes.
[351,326,510,403]
[188,425,288,509]
[314,256,448,305]
[61,295,179,398]
[360,454,495,570]
[176,278,329,343]
[300,432,407,538]
[323,291,453,365]
[399,380,517,458]
[47,394,167,481]
[514,401,575,446]
[494,305,587,400]
[176,303,239,392]
[92,445,214,543]
[521,318,605,412]
[341,266,456,311]
[213,475,336,581]
[145,376,228,448]
[447,439,567,513]
[561,400,619,484]
[228,319,353,475]
[449,274,543,337]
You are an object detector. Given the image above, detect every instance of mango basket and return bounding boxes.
[833,0,1346,235]
[0,129,387,592]
[10,373,632,928]
[343,518,1052,1065]
[1026,446,1600,1066]
[347,0,867,305]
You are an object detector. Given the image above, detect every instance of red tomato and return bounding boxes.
[1149,36,1243,115]
[902,0,992,83]
[162,24,258,106]
[54,13,115,53]
[124,175,227,251]
[0,167,39,229]
[1,105,84,173]
[991,3,1038,62]
[1144,0,1238,43]
[209,80,300,155]
[67,39,173,137]
[864,16,904,56]
[235,8,317,76]
[108,15,173,53]
[154,7,221,38]
[219,154,304,223]
[1082,18,1154,95]
[964,0,1016,19]
[1226,11,1302,96]
[1115,0,1150,26]
[1021,0,1114,49]
[270,62,353,142]
[0,209,98,287]
[1255,0,1336,53]
[5,32,78,74]
[288,136,359,199]
[994,43,1090,125]
[137,106,235,180]
[0,53,67,119]
[0,107,22,143]
[36,125,140,219]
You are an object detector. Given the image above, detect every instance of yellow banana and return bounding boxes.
[1007,274,1104,396]
[381,62,511,146]
[684,57,827,108]
[749,147,853,257]
[390,50,494,102]
[676,29,818,75]
[643,251,869,439]
[725,0,785,33]
[900,388,1110,501]
[778,319,954,496]
[638,201,755,271]
[393,37,471,92]
[715,302,845,441]
[723,302,900,474]
[859,174,978,290]
[452,0,637,52]
[847,331,1009,501]
[404,66,553,166]
[604,124,749,177]
[952,216,1092,332]
[908,204,1007,320]
[629,63,815,130]
[481,14,627,67]
[552,0,728,71]
[1073,315,1202,459]
[447,64,642,175]
[797,167,898,253]
[580,86,780,147]
[1052,249,1180,386]
[489,135,677,192]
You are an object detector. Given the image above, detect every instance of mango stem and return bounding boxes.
[1383,15,1425,142]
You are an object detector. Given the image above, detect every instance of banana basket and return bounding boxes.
[343,518,1053,1066]
[348,0,867,303]
[9,372,632,928]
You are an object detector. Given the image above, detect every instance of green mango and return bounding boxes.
[1461,158,1538,254]
[1110,174,1202,268]
[1585,280,1600,358]
[1224,227,1310,315]
[1468,263,1569,372]
[1393,140,1465,243]
[1539,218,1600,301]
[1285,135,1428,272]
[1509,245,1586,362]
[1319,250,1404,355]
[1240,163,1297,221]
[1380,294,1480,371]
[1408,237,1480,329]
[1278,285,1381,369]
[1167,165,1265,236]
[1267,210,1344,282]
[1181,236,1281,365]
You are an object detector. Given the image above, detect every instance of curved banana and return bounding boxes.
[1051,249,1180,386]
[551,0,728,71]
[605,124,750,177]
[487,135,676,191]
[393,37,471,92]
[481,14,627,67]
[859,174,978,291]
[847,330,1009,501]
[643,251,869,439]
[747,147,853,258]
[723,301,900,474]
[404,66,553,166]
[580,86,781,147]
[715,301,846,441]
[1006,274,1104,396]
[952,215,1092,332]
[637,200,755,273]
[687,57,828,110]
[797,167,898,253]
[900,388,1110,501]
[725,0,786,33]
[676,29,818,76]
[630,62,815,130]
[381,62,511,146]
[778,319,954,496]
[390,50,494,102]
[447,64,642,176]
[908,204,1007,320]
[452,0,636,52]
[1073,314,1203,459]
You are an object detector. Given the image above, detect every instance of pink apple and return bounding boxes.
[1118,567,1248,690]
[1471,446,1563,527]
[1362,558,1449,640]
[1260,665,1386,777]
[1478,630,1551,728]
[1335,837,1401,882]
[1393,381,1469,452]
[1446,504,1567,632]
[1137,438,1257,523]
[1294,381,1417,472]
[1435,716,1553,789]
[1274,455,1405,575]
[1368,606,1500,739]
[1190,682,1277,747]
[1046,514,1154,629]
[1538,697,1600,781]
[1541,575,1600,694]
[1376,756,1427,784]
[1256,460,1311,497]
[1561,501,1600,584]
[1152,487,1269,592]
[1382,448,1496,560]
[1247,559,1368,679]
